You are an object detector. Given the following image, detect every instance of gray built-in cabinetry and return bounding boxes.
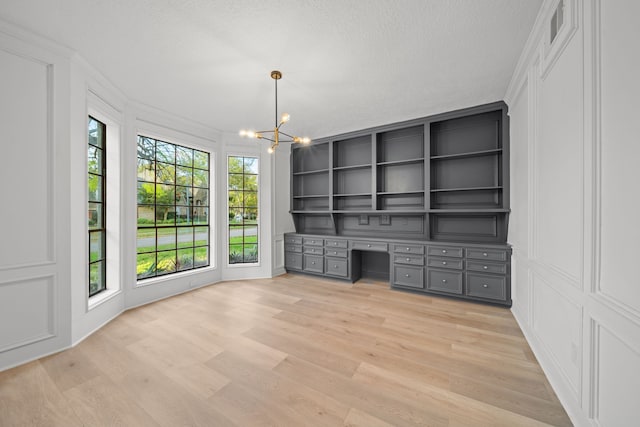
[286,101,512,306]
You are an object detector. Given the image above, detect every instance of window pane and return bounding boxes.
[194,189,208,206]
[244,208,258,225]
[88,118,105,149]
[194,150,209,169]
[137,137,155,160]
[244,174,258,191]
[195,226,208,247]
[229,226,243,245]
[176,166,193,186]
[193,168,208,188]
[193,208,208,225]
[156,141,175,163]
[243,191,258,207]
[178,227,194,248]
[229,207,242,224]
[138,182,155,204]
[157,250,177,275]
[137,253,156,279]
[156,162,175,184]
[244,226,258,243]
[89,231,104,262]
[228,173,243,190]
[228,156,243,173]
[228,190,242,207]
[157,227,176,251]
[137,206,155,226]
[89,261,105,296]
[243,157,258,174]
[88,146,102,174]
[244,244,258,263]
[137,228,156,254]
[156,184,176,206]
[88,202,103,229]
[177,248,194,271]
[175,206,192,225]
[175,186,192,205]
[194,246,208,267]
[137,159,154,181]
[176,146,193,167]
[229,245,243,264]
[88,174,103,202]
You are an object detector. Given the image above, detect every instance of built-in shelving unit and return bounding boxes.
[290,101,509,243]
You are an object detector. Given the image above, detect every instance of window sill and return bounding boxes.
[135,265,217,288]
[88,288,121,311]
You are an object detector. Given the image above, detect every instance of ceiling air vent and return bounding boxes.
[550,0,564,44]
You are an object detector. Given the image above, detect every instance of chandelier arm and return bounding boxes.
[278,131,298,139]
[274,77,278,128]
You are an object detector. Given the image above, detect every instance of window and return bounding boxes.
[228,156,259,264]
[88,117,106,296]
[136,136,210,280]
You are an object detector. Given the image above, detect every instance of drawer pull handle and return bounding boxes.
[312,240,315,243]
[406,258,410,261]
[482,284,489,288]
[405,274,410,278]
[311,261,315,265]
[442,250,447,254]
[367,244,371,248]
[406,247,410,251]
[483,252,488,257]
[442,261,447,265]
[483,266,488,270]
[334,251,337,255]
[442,279,447,283]
[334,265,338,268]
[334,242,338,246]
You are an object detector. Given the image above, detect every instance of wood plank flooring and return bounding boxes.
[0,274,572,426]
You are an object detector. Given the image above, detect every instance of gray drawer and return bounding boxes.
[393,244,425,255]
[427,257,463,270]
[285,244,302,253]
[303,254,324,273]
[466,273,506,301]
[466,248,507,262]
[304,246,324,255]
[303,237,323,247]
[285,235,303,245]
[427,245,464,258]
[325,248,348,258]
[351,240,388,252]
[427,269,463,294]
[393,265,424,289]
[325,239,348,249]
[285,252,302,270]
[325,258,348,277]
[393,254,425,266]
[466,260,507,274]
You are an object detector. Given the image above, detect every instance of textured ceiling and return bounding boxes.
[0,0,541,139]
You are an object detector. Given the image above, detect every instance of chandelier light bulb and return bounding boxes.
[302,137,311,144]
[239,129,247,136]
[268,146,275,154]
[281,113,290,123]
[247,131,256,138]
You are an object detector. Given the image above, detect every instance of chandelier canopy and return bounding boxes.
[239,70,310,153]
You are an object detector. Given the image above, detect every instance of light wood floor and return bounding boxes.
[0,274,572,426]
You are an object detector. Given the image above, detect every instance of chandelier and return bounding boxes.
[239,70,311,153]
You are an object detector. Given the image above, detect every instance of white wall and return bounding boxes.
[0,18,281,371]
[505,1,640,425]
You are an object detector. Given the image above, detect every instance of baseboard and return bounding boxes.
[511,307,592,427]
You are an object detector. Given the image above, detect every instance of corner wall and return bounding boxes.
[505,1,640,425]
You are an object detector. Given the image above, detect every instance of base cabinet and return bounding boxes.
[285,232,512,306]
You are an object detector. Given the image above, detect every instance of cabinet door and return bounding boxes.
[393,265,424,289]
[285,252,302,270]
[427,269,463,294]
[303,254,324,273]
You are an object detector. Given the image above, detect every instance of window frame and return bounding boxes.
[88,116,107,297]
[227,155,260,266]
[136,135,212,281]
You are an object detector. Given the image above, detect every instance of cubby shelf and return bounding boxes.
[292,195,330,200]
[430,148,502,161]
[332,164,371,171]
[292,168,329,176]
[333,193,372,197]
[376,158,424,167]
[290,210,331,214]
[428,208,510,213]
[430,186,502,193]
[377,190,424,196]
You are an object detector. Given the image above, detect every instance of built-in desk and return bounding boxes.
[284,232,512,307]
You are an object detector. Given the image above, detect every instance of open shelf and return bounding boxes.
[332,164,372,171]
[292,168,330,176]
[290,210,331,214]
[428,208,510,213]
[376,158,424,167]
[334,192,372,197]
[293,194,330,199]
[431,186,502,193]
[430,148,502,161]
[377,190,424,196]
